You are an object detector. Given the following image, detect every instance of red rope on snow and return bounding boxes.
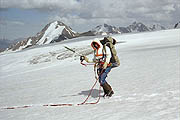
[77,62,101,105]
[80,62,95,67]
[77,78,99,105]
[2,63,102,109]
[84,86,101,105]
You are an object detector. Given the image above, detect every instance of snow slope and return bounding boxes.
[0,29,180,120]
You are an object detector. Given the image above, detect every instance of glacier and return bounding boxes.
[0,29,179,120]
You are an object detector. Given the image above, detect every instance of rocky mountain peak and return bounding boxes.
[6,21,78,51]
[92,23,121,35]
[127,22,149,32]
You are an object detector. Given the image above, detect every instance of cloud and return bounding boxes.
[10,21,25,25]
[0,19,25,26]
[0,0,80,10]
[1,0,180,30]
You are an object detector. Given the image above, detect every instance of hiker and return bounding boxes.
[80,36,120,97]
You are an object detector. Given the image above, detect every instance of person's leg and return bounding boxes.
[99,67,112,85]
[99,67,114,97]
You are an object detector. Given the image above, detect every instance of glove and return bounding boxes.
[80,56,89,62]
[80,56,85,62]
[103,62,108,69]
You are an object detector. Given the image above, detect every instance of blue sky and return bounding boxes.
[0,8,51,40]
[0,0,180,40]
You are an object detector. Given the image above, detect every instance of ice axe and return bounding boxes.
[64,46,94,66]
[64,46,82,57]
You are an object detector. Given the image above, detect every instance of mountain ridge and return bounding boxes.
[2,21,167,52]
[85,21,166,35]
[6,21,78,51]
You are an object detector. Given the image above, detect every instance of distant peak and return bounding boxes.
[132,21,137,24]
[132,21,144,25]
[49,21,66,26]
[104,23,109,27]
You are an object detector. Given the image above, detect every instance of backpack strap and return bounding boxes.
[104,41,120,67]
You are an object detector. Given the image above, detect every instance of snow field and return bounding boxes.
[0,29,179,120]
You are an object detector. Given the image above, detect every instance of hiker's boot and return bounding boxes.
[107,90,114,97]
[106,83,114,97]
[102,86,108,97]
[102,82,114,97]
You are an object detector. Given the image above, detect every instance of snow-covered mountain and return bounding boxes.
[91,24,121,35]
[7,21,78,51]
[85,22,166,35]
[121,22,166,33]
[0,39,11,52]
[0,38,24,52]
[126,21,150,32]
[148,24,166,31]
[3,21,166,52]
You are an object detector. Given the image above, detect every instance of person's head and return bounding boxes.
[91,39,101,50]
[91,39,104,58]
[91,42,100,49]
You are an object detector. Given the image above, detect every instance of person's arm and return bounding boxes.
[81,55,95,63]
